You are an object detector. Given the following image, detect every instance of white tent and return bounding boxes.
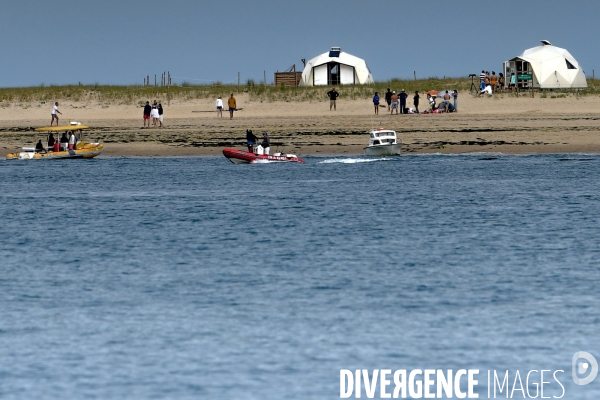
[509,41,587,89]
[300,47,374,86]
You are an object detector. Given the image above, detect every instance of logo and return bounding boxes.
[572,351,598,385]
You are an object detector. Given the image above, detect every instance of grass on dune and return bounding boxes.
[1,77,599,105]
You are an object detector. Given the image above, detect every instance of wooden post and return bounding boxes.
[414,71,416,81]
[167,71,170,106]
[264,70,266,86]
[531,70,534,98]
[238,72,240,91]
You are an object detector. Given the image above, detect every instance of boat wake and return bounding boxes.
[319,157,393,164]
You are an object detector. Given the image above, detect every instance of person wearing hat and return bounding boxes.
[326,88,339,111]
[399,89,408,114]
[390,91,399,115]
[261,132,271,155]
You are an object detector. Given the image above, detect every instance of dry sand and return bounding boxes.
[1,91,600,157]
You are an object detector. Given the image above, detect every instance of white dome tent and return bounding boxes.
[300,47,374,86]
[508,40,587,89]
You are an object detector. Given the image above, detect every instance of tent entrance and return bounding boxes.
[327,62,340,85]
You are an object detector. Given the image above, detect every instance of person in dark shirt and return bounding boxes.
[261,132,271,155]
[399,89,408,114]
[385,88,392,111]
[35,140,46,153]
[143,101,152,128]
[246,129,258,153]
[47,133,55,150]
[60,132,69,151]
[158,103,164,127]
[327,88,339,111]
[413,91,420,113]
[372,92,380,115]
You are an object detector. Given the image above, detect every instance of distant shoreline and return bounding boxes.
[2,93,600,157]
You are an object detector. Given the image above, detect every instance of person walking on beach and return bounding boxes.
[498,73,505,93]
[143,101,151,128]
[373,92,380,115]
[51,102,62,126]
[216,96,223,118]
[413,91,420,113]
[228,93,236,119]
[158,103,164,127]
[327,88,339,111]
[385,88,392,111]
[399,89,408,114]
[509,73,516,90]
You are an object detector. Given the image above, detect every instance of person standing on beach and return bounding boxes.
[151,105,159,127]
[490,72,498,93]
[479,70,486,91]
[413,91,420,113]
[228,93,236,119]
[385,88,392,111]
[399,89,408,114]
[453,90,458,112]
[51,102,62,126]
[372,92,380,115]
[327,88,339,111]
[216,96,223,118]
[390,91,399,115]
[509,73,516,90]
[143,101,151,128]
[158,103,164,127]
[443,91,451,112]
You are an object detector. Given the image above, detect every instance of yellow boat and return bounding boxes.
[6,123,104,160]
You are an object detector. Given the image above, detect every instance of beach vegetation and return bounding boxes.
[0,78,598,105]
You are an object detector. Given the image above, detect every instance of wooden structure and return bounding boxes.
[274,65,302,87]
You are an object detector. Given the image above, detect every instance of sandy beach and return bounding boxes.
[1,91,600,157]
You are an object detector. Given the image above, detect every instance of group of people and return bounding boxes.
[216,93,237,119]
[142,100,164,128]
[35,130,79,153]
[478,70,516,95]
[430,90,458,112]
[373,88,458,114]
[245,129,270,154]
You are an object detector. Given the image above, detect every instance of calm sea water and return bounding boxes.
[1,154,599,399]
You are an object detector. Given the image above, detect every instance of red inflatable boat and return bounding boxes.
[223,148,305,164]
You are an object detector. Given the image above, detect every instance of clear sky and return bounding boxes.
[1,0,598,87]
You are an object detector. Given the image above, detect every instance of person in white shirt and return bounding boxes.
[216,96,223,118]
[68,131,76,150]
[51,102,62,126]
[151,106,160,127]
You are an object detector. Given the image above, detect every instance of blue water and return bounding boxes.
[1,154,599,399]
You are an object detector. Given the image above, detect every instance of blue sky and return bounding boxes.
[1,0,597,87]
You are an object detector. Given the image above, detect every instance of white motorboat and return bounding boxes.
[364,128,402,156]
